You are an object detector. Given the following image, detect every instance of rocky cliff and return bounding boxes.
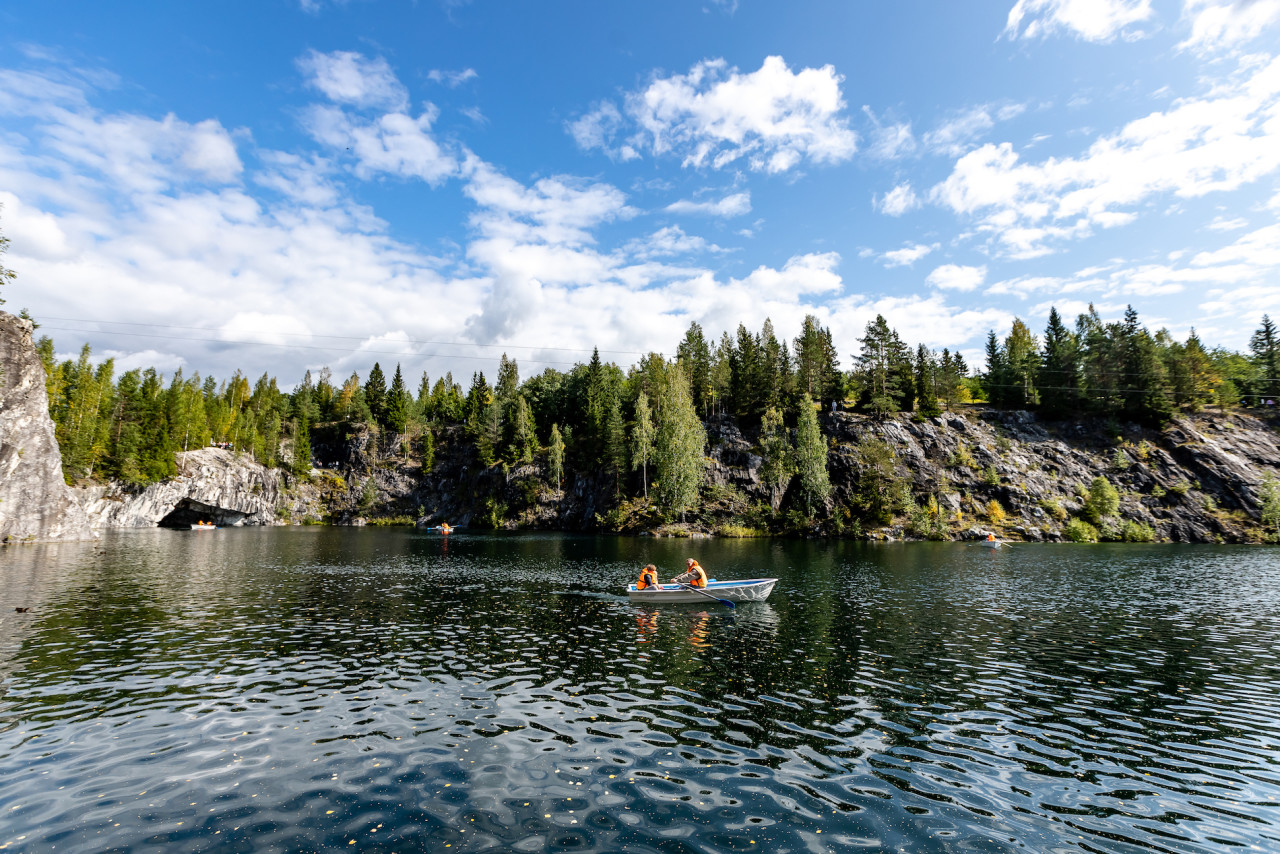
[0,310,96,543]
[75,447,322,528]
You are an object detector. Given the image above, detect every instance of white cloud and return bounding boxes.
[875,182,920,216]
[219,312,314,347]
[879,242,938,268]
[304,105,458,185]
[923,103,1025,156]
[427,68,478,87]
[861,106,916,159]
[623,226,725,260]
[570,55,857,173]
[932,55,1280,257]
[1206,215,1248,231]
[298,50,409,111]
[664,191,752,217]
[1180,0,1280,53]
[1004,0,1154,42]
[926,263,987,291]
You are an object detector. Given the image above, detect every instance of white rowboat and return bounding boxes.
[191,523,217,531]
[626,578,777,604]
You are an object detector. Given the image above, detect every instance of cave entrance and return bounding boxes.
[158,498,247,529]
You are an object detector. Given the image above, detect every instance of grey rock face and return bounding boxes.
[0,311,96,543]
[76,448,320,528]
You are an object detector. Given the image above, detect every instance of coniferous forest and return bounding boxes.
[37,307,1280,518]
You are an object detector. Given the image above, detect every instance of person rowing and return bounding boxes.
[636,564,660,590]
[671,558,708,588]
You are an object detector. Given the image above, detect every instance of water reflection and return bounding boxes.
[1,530,1278,853]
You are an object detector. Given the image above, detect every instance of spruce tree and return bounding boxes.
[858,315,902,419]
[914,345,941,417]
[386,363,410,434]
[1004,319,1039,408]
[982,331,1008,407]
[1250,315,1279,403]
[794,393,831,516]
[1039,307,1081,417]
[605,399,627,495]
[364,363,387,427]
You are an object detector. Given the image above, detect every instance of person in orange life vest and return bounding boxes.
[987,533,995,542]
[671,558,708,588]
[636,564,660,590]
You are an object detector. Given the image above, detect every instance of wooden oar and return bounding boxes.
[678,583,736,609]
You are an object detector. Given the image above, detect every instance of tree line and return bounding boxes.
[33,307,1278,522]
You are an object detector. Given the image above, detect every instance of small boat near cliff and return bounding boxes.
[626,578,777,604]
[191,523,217,531]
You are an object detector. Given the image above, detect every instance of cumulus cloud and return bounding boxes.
[926,263,987,291]
[623,225,726,260]
[298,50,409,111]
[1180,0,1280,53]
[875,182,920,216]
[664,192,752,217]
[931,55,1280,258]
[1003,0,1154,42]
[304,104,458,185]
[569,55,857,173]
[878,242,939,268]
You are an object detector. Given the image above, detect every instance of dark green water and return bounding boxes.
[2,530,1279,853]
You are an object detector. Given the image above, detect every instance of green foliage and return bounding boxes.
[359,477,377,511]
[548,423,565,491]
[1150,484,1166,498]
[714,524,767,538]
[365,515,416,526]
[631,392,654,499]
[759,406,792,493]
[1119,520,1157,542]
[1040,498,1068,522]
[855,437,899,524]
[950,441,975,468]
[1169,480,1191,496]
[1063,518,1099,542]
[794,394,830,515]
[905,493,949,540]
[1112,448,1131,471]
[1261,473,1280,541]
[483,496,509,529]
[1085,476,1120,523]
[654,364,706,518]
[420,428,435,473]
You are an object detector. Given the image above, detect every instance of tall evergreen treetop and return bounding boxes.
[364,363,387,426]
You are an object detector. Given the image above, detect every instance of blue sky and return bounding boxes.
[1,0,1278,385]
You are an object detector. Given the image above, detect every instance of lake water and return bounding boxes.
[2,530,1279,853]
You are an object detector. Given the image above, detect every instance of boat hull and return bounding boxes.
[191,524,216,531]
[626,578,777,604]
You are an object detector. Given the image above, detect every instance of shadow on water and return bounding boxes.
[2,529,1279,853]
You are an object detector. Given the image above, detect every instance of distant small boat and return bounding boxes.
[627,578,777,604]
[977,539,1005,549]
[191,523,217,531]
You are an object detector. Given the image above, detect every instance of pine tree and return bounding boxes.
[795,314,839,406]
[794,393,831,516]
[364,363,387,427]
[914,344,941,417]
[420,426,435,472]
[632,391,654,500]
[654,364,706,520]
[982,331,1008,407]
[858,315,903,419]
[511,395,536,463]
[292,413,311,474]
[676,322,713,417]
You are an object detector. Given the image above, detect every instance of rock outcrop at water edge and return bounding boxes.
[0,310,96,543]
[75,447,321,528]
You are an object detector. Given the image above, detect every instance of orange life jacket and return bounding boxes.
[686,563,708,588]
[637,568,659,590]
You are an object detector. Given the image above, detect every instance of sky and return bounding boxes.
[1,0,1278,387]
